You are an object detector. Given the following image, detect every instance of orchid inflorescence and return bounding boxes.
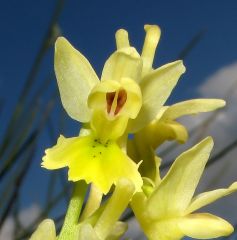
[30,25,237,240]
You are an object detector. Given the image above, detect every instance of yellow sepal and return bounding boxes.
[129,60,186,132]
[54,37,99,122]
[178,213,234,239]
[101,47,142,83]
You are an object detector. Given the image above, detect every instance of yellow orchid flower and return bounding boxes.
[134,99,226,148]
[131,137,237,240]
[42,25,186,194]
[127,98,225,179]
[29,219,56,240]
[123,25,225,179]
[115,25,186,133]
[42,37,144,194]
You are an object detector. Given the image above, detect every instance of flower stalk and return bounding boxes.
[58,181,87,240]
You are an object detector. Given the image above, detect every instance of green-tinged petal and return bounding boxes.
[154,156,162,186]
[161,99,226,120]
[106,222,128,240]
[78,224,100,240]
[88,78,142,119]
[138,120,188,149]
[115,29,130,49]
[178,213,234,239]
[55,37,99,122]
[154,120,188,145]
[129,60,186,132]
[131,192,151,236]
[43,134,142,194]
[142,177,155,197]
[145,219,184,240]
[30,219,56,240]
[185,181,237,214]
[141,25,161,76]
[101,47,142,82]
[147,137,213,219]
[132,194,183,240]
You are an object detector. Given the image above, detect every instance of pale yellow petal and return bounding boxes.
[87,80,121,111]
[115,29,130,49]
[147,137,213,219]
[131,192,148,221]
[178,213,234,239]
[101,47,142,82]
[55,37,99,122]
[161,99,226,120]
[78,224,100,240]
[132,194,184,240]
[141,25,161,76]
[106,222,128,240]
[119,78,142,119]
[185,181,237,214]
[129,60,186,132]
[146,219,184,240]
[30,219,56,240]
[88,78,142,120]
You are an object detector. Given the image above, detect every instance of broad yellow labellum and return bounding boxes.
[42,134,142,194]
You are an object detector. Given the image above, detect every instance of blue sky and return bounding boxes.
[1,0,237,234]
[1,0,237,103]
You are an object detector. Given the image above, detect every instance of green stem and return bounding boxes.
[58,181,87,240]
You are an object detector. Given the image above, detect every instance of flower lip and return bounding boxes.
[42,134,143,194]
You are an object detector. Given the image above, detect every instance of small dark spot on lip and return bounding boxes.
[93,155,96,158]
[92,145,95,148]
[99,152,102,154]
